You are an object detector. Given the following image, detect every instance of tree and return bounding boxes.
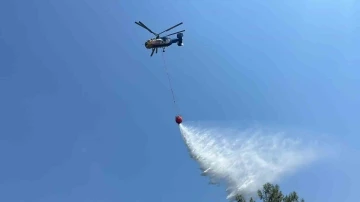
[235,182,305,202]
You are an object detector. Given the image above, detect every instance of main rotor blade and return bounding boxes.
[150,48,155,57]
[135,21,148,30]
[164,30,185,37]
[135,21,157,36]
[158,22,183,35]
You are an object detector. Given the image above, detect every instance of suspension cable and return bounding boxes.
[162,51,180,114]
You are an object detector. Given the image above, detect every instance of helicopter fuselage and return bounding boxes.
[145,33,184,49]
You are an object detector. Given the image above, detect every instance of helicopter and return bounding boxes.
[135,21,185,57]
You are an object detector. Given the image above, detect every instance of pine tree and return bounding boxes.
[235,183,305,202]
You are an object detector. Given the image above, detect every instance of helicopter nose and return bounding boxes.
[145,42,148,47]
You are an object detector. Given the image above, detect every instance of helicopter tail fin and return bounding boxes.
[177,33,183,46]
[176,33,183,39]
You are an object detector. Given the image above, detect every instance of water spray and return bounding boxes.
[179,123,328,201]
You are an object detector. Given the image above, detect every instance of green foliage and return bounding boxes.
[235,183,305,202]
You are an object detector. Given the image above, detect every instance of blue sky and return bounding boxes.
[0,0,359,201]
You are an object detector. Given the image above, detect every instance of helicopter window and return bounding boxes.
[155,39,163,44]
